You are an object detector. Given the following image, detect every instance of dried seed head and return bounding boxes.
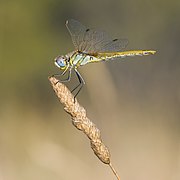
[49,76,120,180]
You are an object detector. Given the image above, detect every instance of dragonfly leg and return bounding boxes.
[52,69,72,84]
[71,69,85,100]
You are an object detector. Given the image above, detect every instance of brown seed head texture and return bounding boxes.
[49,76,110,164]
[49,76,120,180]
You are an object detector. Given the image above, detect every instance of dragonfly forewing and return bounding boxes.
[66,19,128,54]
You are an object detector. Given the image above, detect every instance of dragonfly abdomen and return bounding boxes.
[97,50,156,61]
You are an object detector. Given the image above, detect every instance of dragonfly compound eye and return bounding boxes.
[54,56,67,69]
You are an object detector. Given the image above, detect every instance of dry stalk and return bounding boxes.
[49,76,120,180]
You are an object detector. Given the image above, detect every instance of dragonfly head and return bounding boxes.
[54,55,69,71]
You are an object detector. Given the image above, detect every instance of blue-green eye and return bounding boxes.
[54,56,67,69]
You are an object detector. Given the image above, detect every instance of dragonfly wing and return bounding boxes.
[66,19,128,53]
[79,29,112,53]
[66,19,87,50]
[96,38,128,52]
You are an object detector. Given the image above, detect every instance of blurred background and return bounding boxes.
[0,0,180,179]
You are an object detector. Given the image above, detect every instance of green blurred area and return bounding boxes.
[0,0,180,180]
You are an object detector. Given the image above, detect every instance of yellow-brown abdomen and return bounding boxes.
[97,50,156,60]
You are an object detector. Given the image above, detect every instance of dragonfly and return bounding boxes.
[54,19,156,98]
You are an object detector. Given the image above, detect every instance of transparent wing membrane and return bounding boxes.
[66,19,87,50]
[66,19,128,53]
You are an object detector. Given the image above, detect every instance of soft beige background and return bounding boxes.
[0,0,179,179]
